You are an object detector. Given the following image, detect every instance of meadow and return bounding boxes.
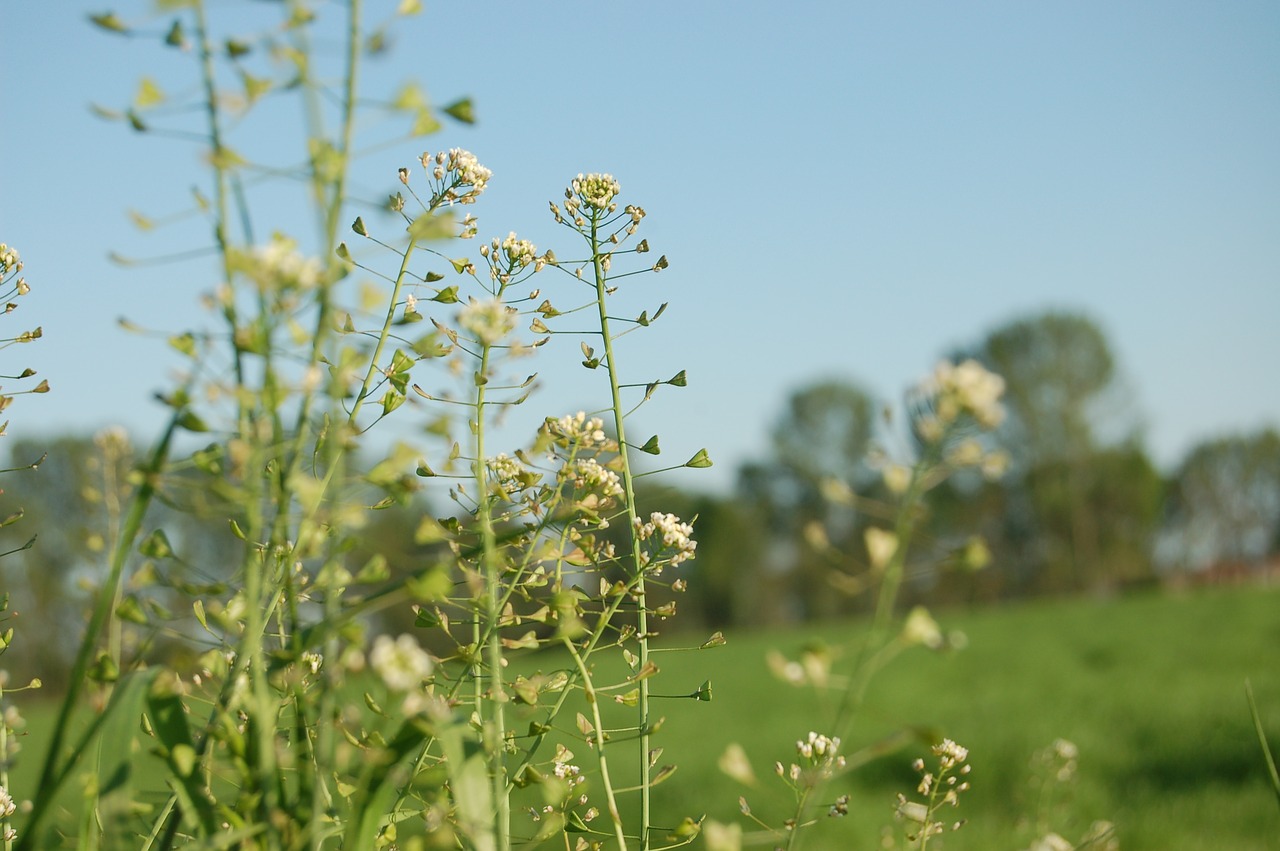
[12,585,1278,849]
[643,584,1280,849]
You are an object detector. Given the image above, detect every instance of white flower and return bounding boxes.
[250,234,323,290]
[932,738,968,770]
[421,148,492,204]
[570,458,623,500]
[0,244,21,275]
[633,512,697,572]
[458,297,516,345]
[923,359,1006,430]
[0,785,15,817]
[369,634,433,692]
[570,173,621,210]
[902,606,943,649]
[864,527,898,571]
[550,411,608,448]
[487,453,531,495]
[500,232,537,267]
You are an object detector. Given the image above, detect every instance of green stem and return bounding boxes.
[563,639,630,851]
[473,341,511,849]
[588,209,652,848]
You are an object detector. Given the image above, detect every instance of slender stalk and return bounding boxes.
[473,339,511,849]
[588,209,652,848]
[563,639,630,851]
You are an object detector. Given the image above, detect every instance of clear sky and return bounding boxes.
[3,1,1278,491]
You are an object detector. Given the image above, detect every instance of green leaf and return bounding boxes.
[443,97,476,124]
[147,690,219,835]
[96,670,159,831]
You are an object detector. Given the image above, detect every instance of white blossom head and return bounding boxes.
[458,296,517,345]
[369,633,433,692]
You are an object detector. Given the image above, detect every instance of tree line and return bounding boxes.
[3,309,1278,686]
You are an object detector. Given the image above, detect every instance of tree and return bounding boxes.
[966,311,1152,592]
[738,379,878,621]
[1159,429,1280,571]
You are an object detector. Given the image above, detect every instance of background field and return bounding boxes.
[12,585,1279,849]
[645,584,1280,849]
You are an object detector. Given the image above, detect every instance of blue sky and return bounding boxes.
[3,1,1278,491]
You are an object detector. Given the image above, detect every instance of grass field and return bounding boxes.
[644,584,1280,849]
[10,585,1279,849]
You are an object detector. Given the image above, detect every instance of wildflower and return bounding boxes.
[369,633,433,692]
[933,738,968,771]
[549,411,608,448]
[248,234,323,291]
[458,296,516,345]
[902,606,944,649]
[570,173,621,210]
[487,453,535,496]
[570,458,624,500]
[421,148,492,204]
[921,359,1006,430]
[864,527,898,571]
[0,785,14,817]
[633,512,697,572]
[0,244,21,274]
[500,232,537,267]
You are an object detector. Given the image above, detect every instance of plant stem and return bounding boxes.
[589,210,652,849]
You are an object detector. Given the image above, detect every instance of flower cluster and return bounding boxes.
[920,359,1006,433]
[369,633,433,692]
[487,453,534,496]
[458,297,516,345]
[568,172,621,211]
[895,738,972,844]
[0,244,21,275]
[420,148,492,205]
[547,411,609,449]
[775,731,846,788]
[480,232,542,284]
[246,234,323,291]
[0,243,28,297]
[569,458,624,501]
[633,512,697,573]
[0,784,16,842]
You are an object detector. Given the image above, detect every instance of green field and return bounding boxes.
[643,585,1280,849]
[11,586,1279,849]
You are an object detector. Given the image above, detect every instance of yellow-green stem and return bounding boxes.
[589,210,652,848]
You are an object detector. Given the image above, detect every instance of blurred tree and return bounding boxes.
[1158,429,1280,572]
[0,435,132,688]
[968,311,1152,592]
[738,379,878,621]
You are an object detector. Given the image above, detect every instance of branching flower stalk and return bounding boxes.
[582,179,656,849]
